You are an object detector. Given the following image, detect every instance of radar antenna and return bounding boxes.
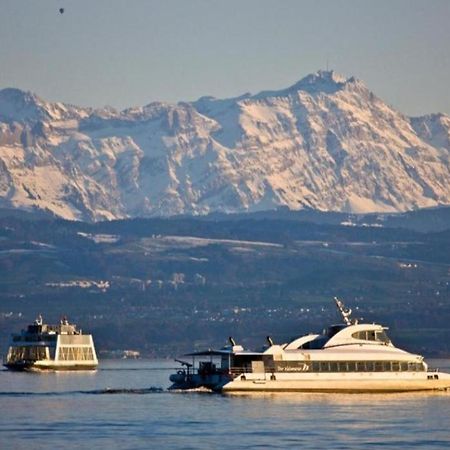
[334,297,357,326]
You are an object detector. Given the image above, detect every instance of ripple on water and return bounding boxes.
[0,360,449,449]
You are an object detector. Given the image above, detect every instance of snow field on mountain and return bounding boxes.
[1,71,449,220]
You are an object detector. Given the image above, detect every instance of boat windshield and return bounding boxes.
[352,330,391,344]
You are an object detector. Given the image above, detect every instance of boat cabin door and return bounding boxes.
[251,360,266,380]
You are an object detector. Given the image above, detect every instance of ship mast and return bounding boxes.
[334,297,357,326]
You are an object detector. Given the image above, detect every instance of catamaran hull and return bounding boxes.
[173,372,450,393]
[221,378,450,392]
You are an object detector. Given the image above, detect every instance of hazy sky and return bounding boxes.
[1,0,449,116]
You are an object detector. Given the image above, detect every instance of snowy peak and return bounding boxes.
[0,88,89,124]
[286,70,351,93]
[0,88,48,123]
[195,71,358,108]
[1,72,450,221]
[254,70,364,100]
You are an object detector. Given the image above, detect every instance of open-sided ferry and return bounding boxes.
[3,315,98,371]
[169,298,450,392]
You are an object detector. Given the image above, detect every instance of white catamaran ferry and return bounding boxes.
[169,298,450,392]
[3,315,98,371]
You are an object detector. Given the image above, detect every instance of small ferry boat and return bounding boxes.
[3,315,98,371]
[169,298,450,392]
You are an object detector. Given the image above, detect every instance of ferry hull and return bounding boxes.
[172,372,450,393]
[3,362,98,372]
[221,377,450,393]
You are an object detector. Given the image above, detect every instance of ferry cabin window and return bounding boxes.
[232,355,263,368]
[58,347,94,361]
[351,330,390,343]
[408,362,425,372]
[374,362,383,372]
[221,355,230,370]
[14,334,57,343]
[7,346,47,362]
[273,361,310,372]
[306,361,425,372]
[199,361,216,374]
[48,347,56,359]
[376,331,391,343]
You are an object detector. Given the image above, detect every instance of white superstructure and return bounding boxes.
[3,316,98,371]
[169,299,450,392]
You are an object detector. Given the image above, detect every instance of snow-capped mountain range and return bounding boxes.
[1,71,449,221]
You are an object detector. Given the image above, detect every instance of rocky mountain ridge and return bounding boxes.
[0,71,449,221]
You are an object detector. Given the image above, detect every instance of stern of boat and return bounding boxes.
[169,360,233,391]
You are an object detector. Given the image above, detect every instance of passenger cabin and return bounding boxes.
[184,321,426,377]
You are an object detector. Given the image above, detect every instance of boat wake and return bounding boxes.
[89,387,164,395]
[169,386,214,394]
[0,387,164,397]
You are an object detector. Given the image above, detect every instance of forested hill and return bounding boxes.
[0,209,449,357]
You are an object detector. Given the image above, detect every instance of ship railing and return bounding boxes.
[191,366,246,376]
[229,367,250,375]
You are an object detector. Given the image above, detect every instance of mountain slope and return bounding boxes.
[1,71,449,221]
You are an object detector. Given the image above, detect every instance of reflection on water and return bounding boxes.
[224,390,450,404]
[0,359,449,450]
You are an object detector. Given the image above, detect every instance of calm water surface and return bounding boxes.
[1,359,450,449]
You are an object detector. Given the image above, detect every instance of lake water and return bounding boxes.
[1,359,450,449]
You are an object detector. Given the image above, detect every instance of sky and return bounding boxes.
[0,0,449,116]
